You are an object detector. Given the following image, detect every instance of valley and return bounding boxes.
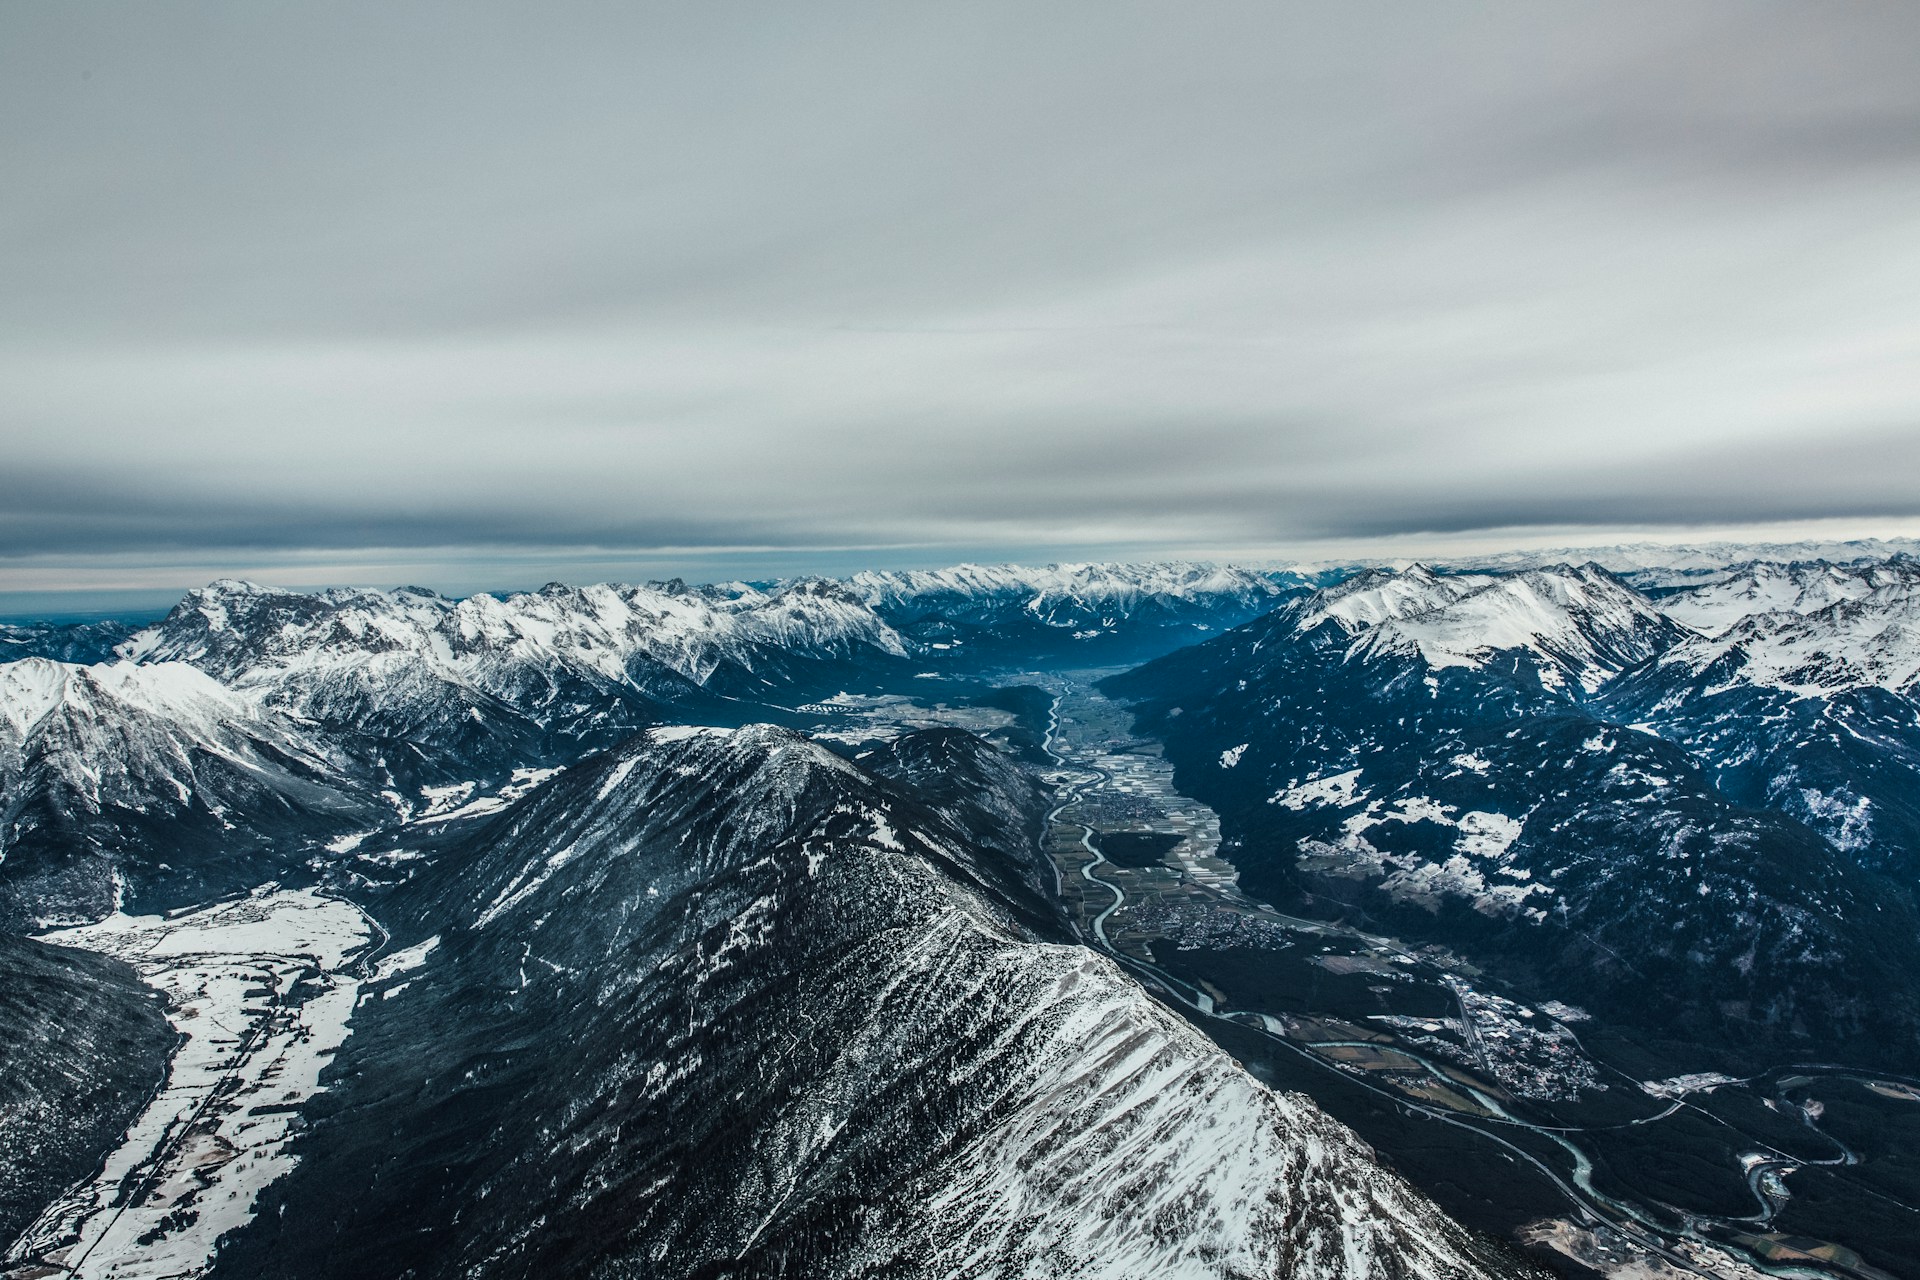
[8,889,375,1280]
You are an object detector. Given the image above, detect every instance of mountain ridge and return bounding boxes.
[209,723,1523,1280]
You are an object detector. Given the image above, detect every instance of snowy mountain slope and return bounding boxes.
[0,932,174,1247]
[10,889,375,1280]
[1650,556,1920,636]
[1282,563,1689,694]
[1301,563,1495,630]
[125,578,908,690]
[1613,674,1920,879]
[1638,558,1920,698]
[215,725,1523,1280]
[850,560,1291,617]
[1603,558,1920,872]
[87,565,1295,780]
[119,578,916,781]
[1427,537,1920,589]
[0,657,376,927]
[1103,571,1920,1059]
[856,725,1059,906]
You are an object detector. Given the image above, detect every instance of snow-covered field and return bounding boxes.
[8,888,373,1279]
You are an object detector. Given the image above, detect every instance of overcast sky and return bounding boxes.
[5,3,1920,608]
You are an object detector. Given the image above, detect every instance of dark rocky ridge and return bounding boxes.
[0,932,175,1244]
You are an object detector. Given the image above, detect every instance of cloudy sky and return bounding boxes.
[5,3,1919,608]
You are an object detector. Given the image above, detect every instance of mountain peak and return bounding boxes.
[1297,563,1686,691]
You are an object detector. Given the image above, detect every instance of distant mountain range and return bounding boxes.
[1378,536,1920,587]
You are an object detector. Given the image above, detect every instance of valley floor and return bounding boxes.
[8,890,375,1280]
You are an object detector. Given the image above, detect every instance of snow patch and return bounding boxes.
[1270,769,1365,810]
[370,934,440,982]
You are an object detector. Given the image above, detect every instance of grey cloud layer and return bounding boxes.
[4,2,1919,577]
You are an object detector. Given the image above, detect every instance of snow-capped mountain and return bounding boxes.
[208,724,1517,1280]
[1604,557,1920,872]
[849,561,1298,666]
[1284,562,1687,694]
[24,552,1920,1277]
[1642,556,1920,696]
[0,658,375,927]
[1103,565,1920,1059]
[1650,556,1920,638]
[1424,536,1920,590]
[851,560,1290,617]
[126,576,909,689]
[0,560,1302,931]
[118,578,916,781]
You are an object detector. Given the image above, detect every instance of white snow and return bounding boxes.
[595,754,645,799]
[369,934,440,982]
[416,780,478,818]
[12,889,373,1279]
[867,810,904,851]
[476,845,585,928]
[1454,811,1524,859]
[1270,769,1366,810]
[1219,744,1247,769]
[647,723,732,745]
[1297,564,1681,690]
[1381,796,1455,826]
[1296,797,1542,919]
